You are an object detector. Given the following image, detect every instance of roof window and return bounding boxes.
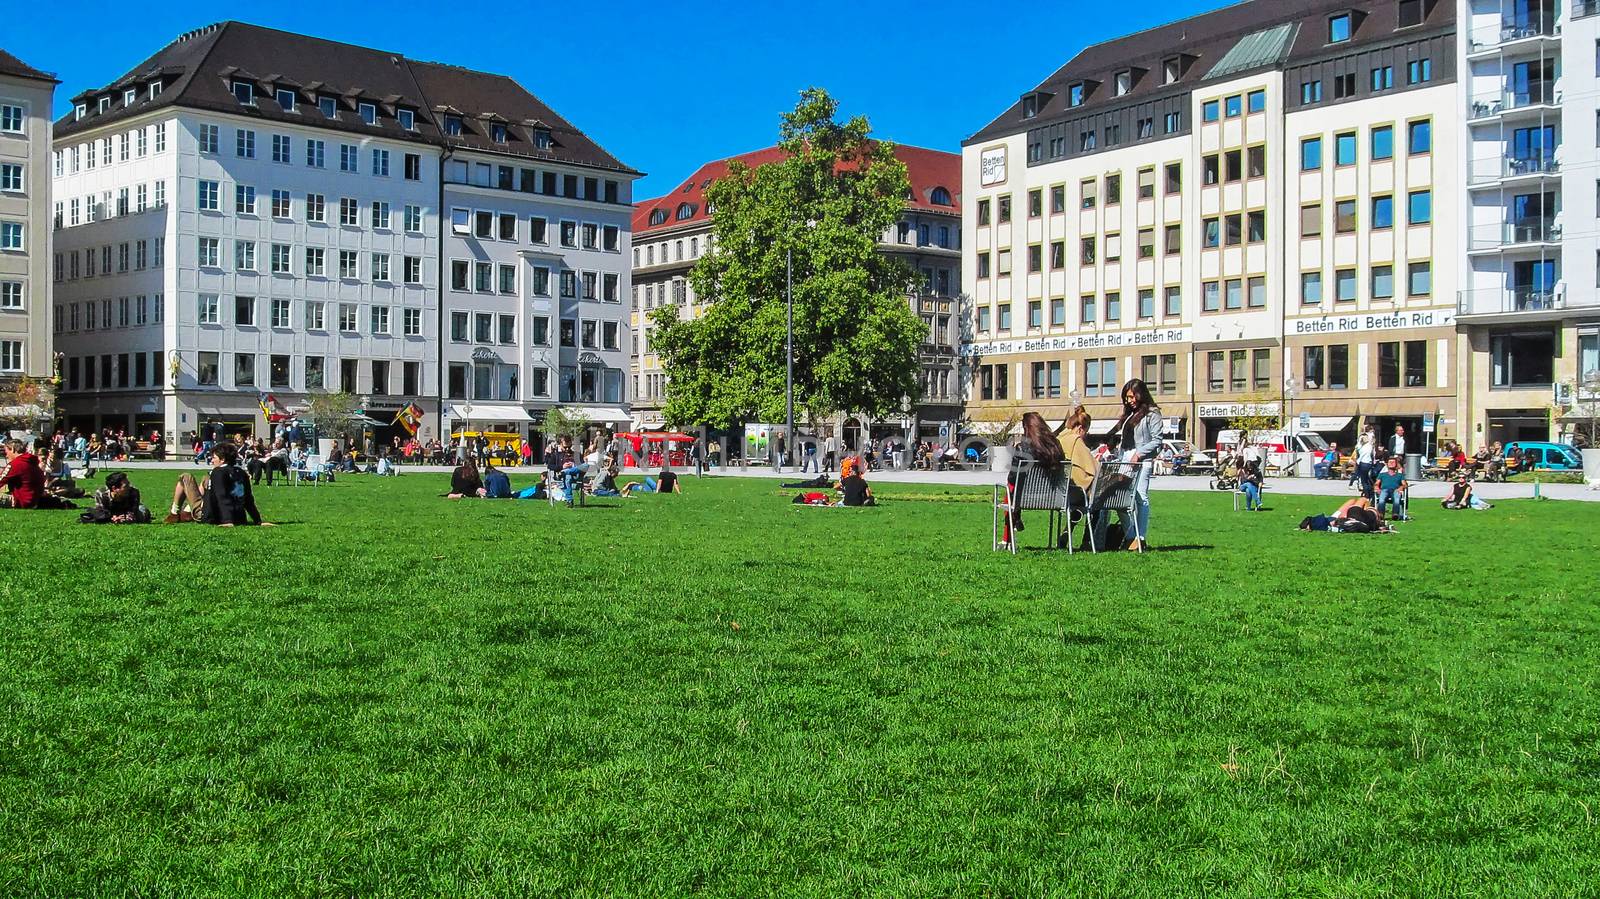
[231,79,254,106]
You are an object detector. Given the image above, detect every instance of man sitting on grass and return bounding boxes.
[82,472,151,524]
[447,458,486,499]
[0,439,47,509]
[482,463,512,498]
[622,468,681,496]
[837,467,875,507]
[167,442,272,526]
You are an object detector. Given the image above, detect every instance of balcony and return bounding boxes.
[1468,86,1561,123]
[1467,220,1563,253]
[1458,285,1566,317]
[1467,19,1561,57]
[1466,154,1560,187]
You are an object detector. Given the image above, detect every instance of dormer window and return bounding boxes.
[443,115,462,136]
[276,89,296,112]
[491,123,508,143]
[358,102,377,125]
[930,186,953,206]
[148,82,163,100]
[1163,57,1182,84]
[74,104,86,121]
[1114,71,1132,97]
[1067,83,1086,107]
[532,128,551,149]
[231,80,254,106]
[397,108,414,131]
[1329,13,1352,42]
[1022,95,1039,118]
[319,96,336,119]
[676,203,696,221]
[648,208,669,226]
[1397,0,1424,28]
[97,97,110,114]
[123,89,136,107]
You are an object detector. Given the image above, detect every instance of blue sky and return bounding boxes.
[9,0,1214,199]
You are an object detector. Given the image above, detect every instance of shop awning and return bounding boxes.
[444,404,531,422]
[1300,415,1353,432]
[562,405,631,424]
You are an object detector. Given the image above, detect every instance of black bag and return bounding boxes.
[79,507,112,524]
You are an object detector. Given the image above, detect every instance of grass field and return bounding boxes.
[1,470,1597,897]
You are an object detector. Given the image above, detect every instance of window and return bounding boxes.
[1247,211,1265,243]
[1027,189,1042,218]
[1164,287,1182,318]
[1297,204,1321,239]
[1203,154,1219,185]
[1202,99,1220,122]
[197,352,219,386]
[977,199,990,226]
[0,281,19,310]
[1408,120,1431,154]
[1334,73,1358,98]
[1407,190,1432,225]
[1080,237,1096,265]
[1372,265,1394,299]
[1247,90,1265,113]
[1301,137,1322,171]
[1107,173,1122,204]
[1408,262,1432,296]
[1329,13,1351,43]
[197,294,219,324]
[232,295,255,327]
[1301,81,1323,104]
[340,198,359,227]
[307,194,326,223]
[1247,145,1265,178]
[1301,271,1323,304]
[1106,292,1121,321]
[304,248,325,276]
[1203,281,1220,312]
[405,205,423,233]
[1335,268,1357,302]
[0,164,19,192]
[1225,279,1243,310]
[1224,214,1242,246]
[1247,276,1265,309]
[1407,59,1431,85]
[1335,199,1357,233]
[232,80,255,105]
[359,102,377,125]
[197,237,219,268]
[1372,195,1393,229]
[1028,300,1043,329]
[1084,358,1116,397]
[1398,0,1424,27]
[236,128,255,158]
[998,195,1012,222]
[1378,342,1401,388]
[235,241,256,271]
[0,105,21,134]
[1491,332,1556,387]
[1371,66,1393,92]
[1304,346,1325,390]
[307,139,325,168]
[1371,125,1393,161]
[1164,111,1182,133]
[1230,350,1247,391]
[371,149,389,177]
[1335,132,1357,166]
[197,179,219,211]
[1203,217,1220,248]
[1138,229,1155,259]
[235,184,256,214]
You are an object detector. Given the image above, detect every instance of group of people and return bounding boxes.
[1008,378,1163,552]
[446,433,683,504]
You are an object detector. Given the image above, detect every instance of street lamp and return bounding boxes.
[1283,376,1300,474]
[785,244,794,473]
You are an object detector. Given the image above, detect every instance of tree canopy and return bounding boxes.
[649,88,924,427]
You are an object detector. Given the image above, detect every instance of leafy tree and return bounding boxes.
[303,390,361,442]
[541,407,592,442]
[0,375,54,431]
[650,87,924,428]
[1226,392,1282,447]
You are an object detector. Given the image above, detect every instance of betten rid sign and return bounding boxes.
[962,327,1191,357]
[1291,309,1455,335]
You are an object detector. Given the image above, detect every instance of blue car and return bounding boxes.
[1505,441,1583,471]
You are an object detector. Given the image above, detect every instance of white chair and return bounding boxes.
[291,454,325,487]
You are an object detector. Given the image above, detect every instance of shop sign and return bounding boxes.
[979,146,1007,186]
[1290,308,1455,336]
[962,327,1191,358]
[1198,402,1280,418]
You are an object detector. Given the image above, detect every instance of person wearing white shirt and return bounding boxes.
[1390,425,1406,459]
[1355,429,1377,498]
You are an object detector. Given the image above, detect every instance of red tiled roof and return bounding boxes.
[632,142,960,235]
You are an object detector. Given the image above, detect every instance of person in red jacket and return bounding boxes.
[0,439,46,508]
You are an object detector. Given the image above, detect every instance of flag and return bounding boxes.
[394,402,424,435]
[258,392,275,418]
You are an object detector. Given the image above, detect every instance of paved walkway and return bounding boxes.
[100,459,1599,501]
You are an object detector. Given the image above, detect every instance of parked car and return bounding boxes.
[1505,441,1582,471]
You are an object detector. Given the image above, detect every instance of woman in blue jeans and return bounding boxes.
[1240,459,1264,510]
[1107,378,1163,551]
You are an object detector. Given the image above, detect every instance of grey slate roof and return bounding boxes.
[0,47,57,83]
[52,21,634,174]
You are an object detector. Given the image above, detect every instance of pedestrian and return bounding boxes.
[823,434,837,472]
[1106,378,1163,552]
[774,434,787,471]
[1390,425,1407,460]
[802,439,818,473]
[1355,427,1377,498]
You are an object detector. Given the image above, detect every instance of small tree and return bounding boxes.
[0,375,55,433]
[542,407,593,443]
[1563,371,1600,448]
[1226,392,1282,449]
[965,396,1027,447]
[304,390,361,444]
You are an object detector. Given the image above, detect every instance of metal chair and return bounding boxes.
[1086,459,1144,553]
[992,456,1076,554]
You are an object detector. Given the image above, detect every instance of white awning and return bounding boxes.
[444,404,531,422]
[1296,416,1353,433]
[1087,419,1117,435]
[561,405,631,424]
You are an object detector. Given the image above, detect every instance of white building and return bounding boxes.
[0,49,56,387]
[1456,0,1599,443]
[962,0,1463,450]
[48,21,635,448]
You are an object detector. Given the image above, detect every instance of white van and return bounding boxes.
[1215,429,1330,476]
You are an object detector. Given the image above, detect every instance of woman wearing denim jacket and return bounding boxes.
[1108,378,1163,551]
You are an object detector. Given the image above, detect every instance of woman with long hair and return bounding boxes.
[1018,411,1066,479]
[1108,378,1162,551]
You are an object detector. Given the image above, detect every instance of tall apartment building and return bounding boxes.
[962,0,1460,451]
[0,50,56,387]
[48,22,635,447]
[1457,0,1599,443]
[631,144,962,449]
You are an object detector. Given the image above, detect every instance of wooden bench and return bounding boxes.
[127,440,166,460]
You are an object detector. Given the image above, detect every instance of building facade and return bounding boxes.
[48,22,634,448]
[962,0,1462,451]
[1456,0,1599,444]
[0,50,56,388]
[631,144,962,449]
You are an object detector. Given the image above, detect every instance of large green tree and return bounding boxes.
[649,88,924,427]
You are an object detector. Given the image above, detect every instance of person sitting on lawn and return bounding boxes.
[42,447,83,499]
[1240,458,1264,511]
[0,439,48,509]
[837,468,875,507]
[166,442,271,526]
[622,467,681,496]
[447,457,486,498]
[482,463,512,499]
[593,463,623,497]
[82,471,150,524]
[1373,456,1408,521]
[1442,473,1493,510]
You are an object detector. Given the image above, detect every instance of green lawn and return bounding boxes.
[2,471,1597,897]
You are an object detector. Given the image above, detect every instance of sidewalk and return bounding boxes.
[99,459,1600,501]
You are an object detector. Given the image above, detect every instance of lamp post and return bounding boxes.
[1283,376,1300,475]
[786,245,794,473]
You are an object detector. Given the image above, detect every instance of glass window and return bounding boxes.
[1408,190,1432,225]
[1335,268,1357,302]
[1409,120,1432,154]
[1335,199,1357,233]
[1301,137,1322,171]
[1372,195,1394,229]
[1224,95,1241,117]
[1329,14,1351,42]
[1301,204,1322,237]
[1371,125,1393,160]
[1372,265,1394,299]
[1335,132,1357,165]
[1408,262,1432,296]
[1247,90,1265,113]
[1202,100,1220,122]
[1301,271,1323,304]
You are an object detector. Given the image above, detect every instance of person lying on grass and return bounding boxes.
[621,468,681,496]
[447,457,486,499]
[81,471,151,524]
[1298,497,1388,533]
[166,441,272,526]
